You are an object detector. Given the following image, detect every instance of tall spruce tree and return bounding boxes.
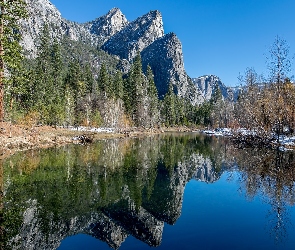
[83,63,94,94]
[49,39,64,125]
[64,59,84,126]
[34,25,52,113]
[130,53,146,126]
[146,65,159,127]
[97,63,110,96]
[113,70,124,100]
[124,53,145,124]
[0,0,27,121]
[163,82,176,126]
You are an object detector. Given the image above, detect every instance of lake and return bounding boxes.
[1,133,295,250]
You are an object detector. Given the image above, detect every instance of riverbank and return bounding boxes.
[0,122,195,159]
[201,127,295,151]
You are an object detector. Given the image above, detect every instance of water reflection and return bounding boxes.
[229,146,295,243]
[1,133,295,249]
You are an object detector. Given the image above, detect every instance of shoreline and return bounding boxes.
[0,122,196,160]
[2,122,294,160]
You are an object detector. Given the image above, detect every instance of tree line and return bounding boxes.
[196,36,295,140]
[3,1,294,136]
[1,3,217,129]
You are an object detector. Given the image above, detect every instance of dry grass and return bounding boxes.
[0,122,170,159]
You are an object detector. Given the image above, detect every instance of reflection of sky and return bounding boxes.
[59,172,295,250]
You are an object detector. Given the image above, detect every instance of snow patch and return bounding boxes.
[68,126,115,133]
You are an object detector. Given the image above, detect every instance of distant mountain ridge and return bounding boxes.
[102,10,164,61]
[20,0,236,104]
[83,8,129,43]
[192,75,240,101]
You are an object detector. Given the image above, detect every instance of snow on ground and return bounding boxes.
[201,128,295,150]
[202,128,233,136]
[68,126,115,133]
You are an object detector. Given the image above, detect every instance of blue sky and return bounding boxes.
[50,0,295,87]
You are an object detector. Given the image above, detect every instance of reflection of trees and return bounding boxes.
[229,146,295,242]
[0,160,3,250]
[2,134,225,250]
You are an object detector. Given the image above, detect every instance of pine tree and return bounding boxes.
[163,82,176,126]
[49,38,64,125]
[132,53,146,126]
[146,65,159,127]
[97,63,110,96]
[64,59,85,126]
[33,25,53,115]
[175,97,185,125]
[83,63,94,94]
[210,85,224,127]
[124,53,146,125]
[113,70,124,100]
[0,0,27,121]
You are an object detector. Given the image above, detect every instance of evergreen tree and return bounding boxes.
[0,0,27,121]
[124,53,146,125]
[64,59,85,126]
[31,25,54,123]
[175,97,186,125]
[113,70,124,100]
[163,82,176,126]
[97,63,110,96]
[49,38,64,125]
[146,65,159,127]
[83,63,94,94]
[51,39,63,90]
[210,85,224,127]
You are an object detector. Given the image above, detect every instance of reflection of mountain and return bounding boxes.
[2,134,226,250]
[191,154,221,183]
[103,197,164,247]
[86,212,128,250]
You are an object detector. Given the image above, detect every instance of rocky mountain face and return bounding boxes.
[191,75,240,101]
[83,8,128,43]
[21,0,102,57]
[141,33,203,104]
[22,0,243,105]
[102,10,164,61]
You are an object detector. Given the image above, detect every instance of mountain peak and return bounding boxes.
[191,75,240,101]
[102,10,164,61]
[109,7,121,14]
[147,10,162,17]
[141,33,204,105]
[83,7,128,41]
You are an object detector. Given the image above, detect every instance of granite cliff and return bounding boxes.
[83,8,128,43]
[192,75,240,101]
[102,10,164,61]
[141,33,203,104]
[21,0,102,56]
[20,0,207,104]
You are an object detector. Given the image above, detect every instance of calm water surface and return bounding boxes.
[1,133,295,249]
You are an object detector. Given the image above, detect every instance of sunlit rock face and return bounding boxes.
[191,75,240,101]
[102,10,164,61]
[21,0,101,57]
[21,0,62,55]
[83,8,128,42]
[141,33,203,104]
[21,1,214,104]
